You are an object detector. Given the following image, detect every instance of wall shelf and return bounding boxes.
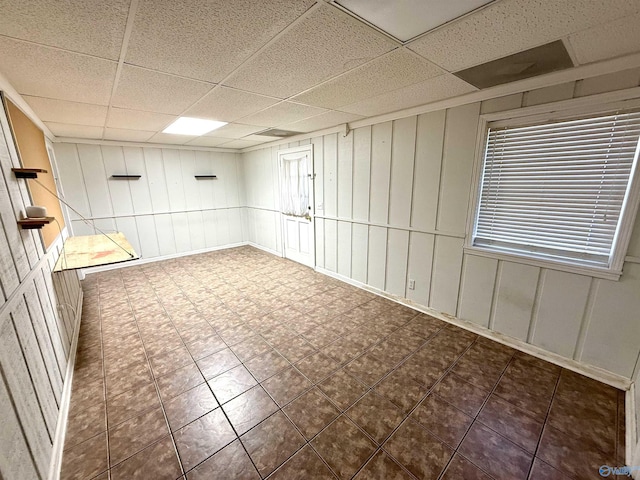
[110,175,141,180]
[195,175,217,179]
[12,168,48,179]
[17,217,54,229]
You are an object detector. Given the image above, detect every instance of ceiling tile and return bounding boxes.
[126,0,315,83]
[281,110,364,133]
[569,13,640,64]
[408,0,640,71]
[107,108,177,131]
[23,96,108,126]
[147,132,197,144]
[204,123,266,139]
[0,37,117,104]
[292,48,444,109]
[243,134,283,142]
[217,139,264,149]
[239,102,327,127]
[0,0,130,60]
[104,128,155,142]
[112,65,213,115]
[224,3,398,98]
[185,87,281,122]
[45,122,104,139]
[341,74,476,117]
[186,136,236,147]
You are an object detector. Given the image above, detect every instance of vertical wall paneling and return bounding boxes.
[102,146,133,216]
[33,272,68,366]
[388,116,416,227]
[187,211,206,251]
[492,262,540,341]
[76,144,112,218]
[337,131,353,218]
[314,218,325,269]
[154,214,177,256]
[385,229,410,297]
[429,236,464,314]
[323,134,338,218]
[579,263,640,377]
[337,220,352,277]
[114,216,142,256]
[324,219,338,272]
[53,144,90,220]
[457,254,498,328]
[171,213,191,253]
[369,122,392,224]
[0,312,51,478]
[352,126,371,222]
[350,223,368,283]
[405,232,434,306]
[163,149,187,211]
[180,150,199,210]
[531,270,591,358]
[0,368,39,480]
[11,299,57,437]
[201,210,219,249]
[367,226,387,290]
[123,147,153,213]
[143,148,171,212]
[411,111,446,231]
[311,137,324,212]
[436,103,480,234]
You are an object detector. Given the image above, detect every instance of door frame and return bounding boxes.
[277,144,315,268]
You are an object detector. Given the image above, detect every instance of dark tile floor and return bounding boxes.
[61,246,626,480]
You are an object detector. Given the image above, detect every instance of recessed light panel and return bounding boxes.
[162,117,227,135]
[336,0,493,42]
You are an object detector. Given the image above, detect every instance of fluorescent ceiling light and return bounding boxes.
[163,117,227,136]
[336,0,493,42]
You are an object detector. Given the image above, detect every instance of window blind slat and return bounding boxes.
[474,109,640,267]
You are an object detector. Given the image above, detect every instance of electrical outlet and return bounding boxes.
[408,279,415,290]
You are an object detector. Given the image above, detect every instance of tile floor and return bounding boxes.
[61,246,626,480]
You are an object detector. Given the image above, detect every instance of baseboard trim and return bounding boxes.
[81,242,249,274]
[627,384,637,467]
[246,242,283,258]
[48,288,83,480]
[315,266,631,391]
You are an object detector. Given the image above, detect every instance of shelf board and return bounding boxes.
[110,175,142,180]
[17,217,54,229]
[12,168,48,179]
[195,175,217,179]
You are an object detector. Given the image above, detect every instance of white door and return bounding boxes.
[279,145,314,267]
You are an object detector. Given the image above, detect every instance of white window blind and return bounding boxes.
[473,110,640,268]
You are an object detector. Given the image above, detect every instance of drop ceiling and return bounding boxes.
[0,0,639,150]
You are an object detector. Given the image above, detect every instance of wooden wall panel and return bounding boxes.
[143,148,170,212]
[492,262,540,341]
[323,134,338,218]
[102,146,133,216]
[352,126,371,222]
[337,221,352,277]
[350,223,368,284]
[369,122,392,224]
[411,111,445,231]
[531,270,591,358]
[436,103,480,234]
[367,226,387,290]
[76,144,112,218]
[388,116,416,227]
[458,254,498,328]
[324,218,337,273]
[405,232,434,306]
[429,236,464,314]
[385,229,409,297]
[123,147,153,213]
[337,131,353,219]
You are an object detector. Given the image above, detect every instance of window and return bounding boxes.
[470,107,640,278]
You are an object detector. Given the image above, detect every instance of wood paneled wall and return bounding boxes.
[0,98,82,479]
[242,70,640,380]
[53,144,245,261]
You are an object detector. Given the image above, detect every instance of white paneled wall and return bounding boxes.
[242,73,640,380]
[0,104,82,479]
[53,144,245,261]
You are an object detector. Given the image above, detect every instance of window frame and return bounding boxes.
[465,93,640,281]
